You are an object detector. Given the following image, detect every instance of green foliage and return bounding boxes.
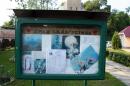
[112,32,122,49]
[10,39,15,47]
[16,0,57,9]
[125,6,130,13]
[100,0,107,5]
[0,41,1,50]
[107,49,130,67]
[2,19,14,29]
[0,39,14,50]
[84,0,100,11]
[83,0,110,12]
[1,39,9,50]
[107,10,130,40]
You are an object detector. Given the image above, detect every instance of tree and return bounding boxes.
[2,13,15,29]
[126,6,130,13]
[107,10,130,40]
[112,32,122,49]
[13,0,58,9]
[2,19,14,29]
[83,0,111,12]
[84,0,100,11]
[100,0,107,5]
[6,0,57,29]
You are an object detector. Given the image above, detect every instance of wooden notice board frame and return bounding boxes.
[14,9,109,80]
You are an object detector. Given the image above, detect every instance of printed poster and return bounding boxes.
[22,26,100,75]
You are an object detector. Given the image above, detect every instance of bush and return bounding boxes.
[0,41,2,50]
[106,49,130,67]
[112,32,122,49]
[1,39,10,50]
[10,39,15,47]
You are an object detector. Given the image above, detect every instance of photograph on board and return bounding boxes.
[34,59,46,74]
[22,34,42,51]
[79,35,100,74]
[32,51,47,74]
[51,35,63,49]
[22,54,34,74]
[63,36,80,59]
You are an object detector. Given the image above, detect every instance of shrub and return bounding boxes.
[112,32,122,49]
[106,49,130,67]
[1,39,10,50]
[10,39,15,47]
[0,41,1,50]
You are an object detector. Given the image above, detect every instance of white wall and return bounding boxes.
[60,0,67,10]
[67,0,81,10]
[119,34,125,48]
[60,0,81,11]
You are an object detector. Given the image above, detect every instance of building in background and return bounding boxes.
[60,0,82,11]
[0,27,15,42]
[119,26,130,48]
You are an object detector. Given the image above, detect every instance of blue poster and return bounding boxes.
[22,34,42,51]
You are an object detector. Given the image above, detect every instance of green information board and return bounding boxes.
[14,10,109,80]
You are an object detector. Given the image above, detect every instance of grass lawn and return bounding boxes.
[0,50,127,86]
[0,50,15,76]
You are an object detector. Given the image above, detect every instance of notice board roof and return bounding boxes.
[13,9,110,20]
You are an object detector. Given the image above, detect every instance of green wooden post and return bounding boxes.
[84,80,87,86]
[32,80,35,86]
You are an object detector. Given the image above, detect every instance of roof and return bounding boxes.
[13,9,110,20]
[120,26,130,37]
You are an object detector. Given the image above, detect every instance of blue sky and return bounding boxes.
[0,0,130,26]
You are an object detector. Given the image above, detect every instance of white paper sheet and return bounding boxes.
[46,50,66,74]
